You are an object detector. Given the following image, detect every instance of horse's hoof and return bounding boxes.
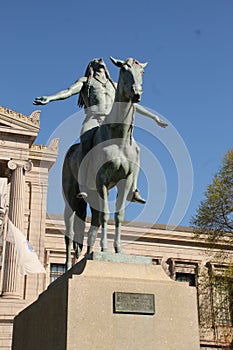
[75,245,83,259]
[65,263,72,271]
[101,248,108,253]
[86,246,94,255]
[114,247,122,254]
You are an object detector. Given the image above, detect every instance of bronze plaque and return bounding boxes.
[113,292,155,315]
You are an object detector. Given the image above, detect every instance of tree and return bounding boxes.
[191,149,233,243]
[191,149,233,348]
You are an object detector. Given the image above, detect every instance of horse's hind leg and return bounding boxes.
[73,215,84,258]
[73,199,87,259]
[64,204,75,270]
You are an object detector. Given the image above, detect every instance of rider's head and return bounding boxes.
[84,58,109,79]
[78,58,115,108]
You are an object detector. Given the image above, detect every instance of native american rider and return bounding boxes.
[34,58,167,203]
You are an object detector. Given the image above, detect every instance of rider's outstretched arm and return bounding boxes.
[135,104,168,128]
[33,77,87,105]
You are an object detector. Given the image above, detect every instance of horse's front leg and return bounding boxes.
[86,206,100,254]
[97,184,109,252]
[115,177,133,253]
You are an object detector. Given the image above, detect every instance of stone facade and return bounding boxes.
[0,106,58,349]
[0,106,232,349]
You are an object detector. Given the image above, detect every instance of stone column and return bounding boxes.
[1,159,32,298]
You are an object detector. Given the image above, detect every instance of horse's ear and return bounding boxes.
[140,62,148,68]
[110,56,124,67]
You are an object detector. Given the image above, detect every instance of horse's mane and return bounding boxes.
[78,59,116,108]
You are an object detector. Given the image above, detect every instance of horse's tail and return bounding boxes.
[62,143,86,214]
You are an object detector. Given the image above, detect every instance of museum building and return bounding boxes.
[0,106,232,349]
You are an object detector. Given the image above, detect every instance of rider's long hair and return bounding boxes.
[78,59,116,108]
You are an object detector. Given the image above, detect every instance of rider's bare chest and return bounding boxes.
[83,79,115,105]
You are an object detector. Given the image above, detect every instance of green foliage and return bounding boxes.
[192,150,233,345]
[191,149,233,243]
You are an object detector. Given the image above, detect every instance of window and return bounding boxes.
[176,272,196,287]
[213,277,233,326]
[166,258,199,287]
[207,263,233,327]
[50,263,66,283]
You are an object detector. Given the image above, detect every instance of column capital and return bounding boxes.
[8,159,33,172]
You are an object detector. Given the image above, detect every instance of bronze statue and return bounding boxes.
[34,57,168,269]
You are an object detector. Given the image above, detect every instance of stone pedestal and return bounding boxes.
[12,253,200,350]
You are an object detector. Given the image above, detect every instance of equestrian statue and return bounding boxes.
[34,56,167,269]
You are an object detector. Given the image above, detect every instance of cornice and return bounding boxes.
[30,138,59,154]
[45,213,233,252]
[29,138,59,168]
[0,106,40,132]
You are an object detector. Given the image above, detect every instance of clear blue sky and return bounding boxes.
[1,0,232,227]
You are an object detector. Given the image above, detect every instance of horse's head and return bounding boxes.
[110,56,148,103]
